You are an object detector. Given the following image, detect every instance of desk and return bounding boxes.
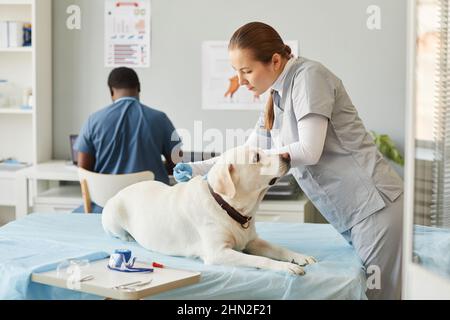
[15,161,79,219]
[15,161,307,223]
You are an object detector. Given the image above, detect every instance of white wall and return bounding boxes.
[52,0,407,160]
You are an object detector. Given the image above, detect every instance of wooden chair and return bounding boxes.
[78,168,154,213]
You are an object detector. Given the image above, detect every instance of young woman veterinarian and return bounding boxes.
[174,22,404,300]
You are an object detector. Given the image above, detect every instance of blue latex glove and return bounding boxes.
[173,163,193,183]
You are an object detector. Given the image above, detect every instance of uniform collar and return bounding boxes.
[114,96,139,104]
[270,57,296,95]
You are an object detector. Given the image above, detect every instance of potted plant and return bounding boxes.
[371,131,404,177]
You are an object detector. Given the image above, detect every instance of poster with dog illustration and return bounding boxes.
[202,41,298,110]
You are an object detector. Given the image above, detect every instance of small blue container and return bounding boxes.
[114,249,132,263]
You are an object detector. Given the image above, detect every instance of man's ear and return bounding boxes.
[210,164,236,199]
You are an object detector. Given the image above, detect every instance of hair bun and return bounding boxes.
[284,44,292,56]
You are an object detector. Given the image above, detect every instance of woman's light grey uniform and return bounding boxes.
[256,57,404,300]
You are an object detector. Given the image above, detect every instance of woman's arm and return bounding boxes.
[188,121,271,177]
[186,115,326,176]
[267,114,328,167]
[188,156,220,176]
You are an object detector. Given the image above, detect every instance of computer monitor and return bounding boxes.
[70,134,79,165]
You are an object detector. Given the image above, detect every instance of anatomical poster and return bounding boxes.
[202,41,298,110]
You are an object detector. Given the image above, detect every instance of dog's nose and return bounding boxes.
[280,153,291,165]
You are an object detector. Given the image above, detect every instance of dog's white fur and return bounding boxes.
[102,146,317,275]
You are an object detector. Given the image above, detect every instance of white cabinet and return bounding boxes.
[0,0,52,209]
[0,170,16,206]
[256,196,306,223]
[33,185,82,213]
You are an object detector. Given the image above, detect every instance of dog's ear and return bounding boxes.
[210,164,236,199]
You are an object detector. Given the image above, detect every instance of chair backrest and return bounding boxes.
[78,168,154,211]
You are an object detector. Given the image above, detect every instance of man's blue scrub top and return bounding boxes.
[74,97,182,212]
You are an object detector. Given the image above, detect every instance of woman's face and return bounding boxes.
[229,49,282,96]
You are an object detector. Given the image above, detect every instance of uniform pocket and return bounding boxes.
[375,185,403,203]
[373,159,404,202]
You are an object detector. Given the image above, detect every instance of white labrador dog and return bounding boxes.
[102,146,317,275]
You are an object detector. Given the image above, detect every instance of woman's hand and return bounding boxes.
[173,163,193,183]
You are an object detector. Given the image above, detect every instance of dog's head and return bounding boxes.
[207,146,291,200]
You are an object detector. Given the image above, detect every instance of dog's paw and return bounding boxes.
[274,261,305,275]
[290,254,317,267]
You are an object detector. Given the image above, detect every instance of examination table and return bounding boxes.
[0,213,368,300]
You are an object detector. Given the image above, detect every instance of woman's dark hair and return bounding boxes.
[229,22,291,130]
[107,67,141,95]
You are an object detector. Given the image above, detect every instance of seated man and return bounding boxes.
[74,67,183,213]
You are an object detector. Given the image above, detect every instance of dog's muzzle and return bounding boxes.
[280,153,291,166]
[279,154,291,174]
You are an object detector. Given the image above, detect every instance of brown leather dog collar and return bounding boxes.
[208,184,252,229]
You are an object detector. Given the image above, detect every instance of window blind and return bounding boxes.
[431,0,450,227]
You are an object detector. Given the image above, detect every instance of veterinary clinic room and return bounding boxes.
[0,0,448,304]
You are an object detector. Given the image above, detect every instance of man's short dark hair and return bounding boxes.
[108,67,141,93]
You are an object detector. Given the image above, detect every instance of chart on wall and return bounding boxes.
[105,0,151,68]
[202,41,298,110]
